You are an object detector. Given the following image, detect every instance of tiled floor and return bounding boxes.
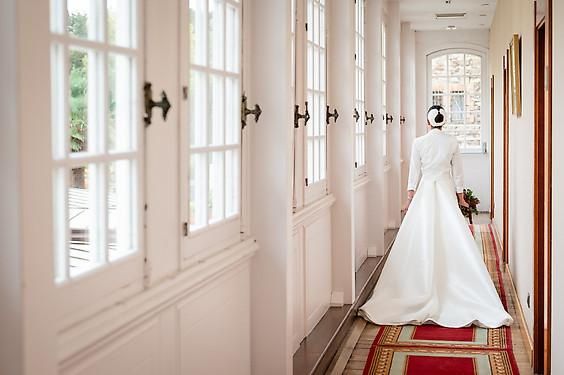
[331,215,533,375]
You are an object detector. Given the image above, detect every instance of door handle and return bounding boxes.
[241,94,262,129]
[326,105,339,125]
[353,108,360,122]
[144,82,171,127]
[365,111,375,125]
[294,102,310,128]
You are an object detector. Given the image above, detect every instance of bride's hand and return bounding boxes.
[458,197,470,208]
[402,199,412,213]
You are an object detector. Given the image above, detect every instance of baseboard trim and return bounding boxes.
[505,263,534,364]
[491,220,533,364]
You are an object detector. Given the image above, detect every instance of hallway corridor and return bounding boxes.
[2,0,564,374]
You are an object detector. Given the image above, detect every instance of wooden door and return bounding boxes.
[533,0,552,373]
[503,53,509,265]
[490,75,495,220]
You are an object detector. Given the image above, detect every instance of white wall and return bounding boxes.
[551,0,564,372]
[415,29,491,212]
[489,0,535,335]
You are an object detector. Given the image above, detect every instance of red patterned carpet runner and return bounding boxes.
[362,224,519,375]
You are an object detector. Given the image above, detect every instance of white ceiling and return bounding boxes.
[399,0,498,31]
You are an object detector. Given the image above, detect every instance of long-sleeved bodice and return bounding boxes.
[407,128,464,193]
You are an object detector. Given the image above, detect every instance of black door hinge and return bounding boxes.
[183,222,188,236]
[305,177,309,187]
[355,162,358,168]
[305,23,308,31]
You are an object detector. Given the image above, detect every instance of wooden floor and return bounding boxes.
[329,214,533,375]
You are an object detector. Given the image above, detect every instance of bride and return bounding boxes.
[359,105,513,328]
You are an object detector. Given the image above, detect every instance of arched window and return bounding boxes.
[428,51,484,151]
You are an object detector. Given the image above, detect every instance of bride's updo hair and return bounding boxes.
[427,105,446,129]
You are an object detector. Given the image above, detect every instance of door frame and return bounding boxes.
[490,75,495,220]
[533,0,553,373]
[502,52,509,265]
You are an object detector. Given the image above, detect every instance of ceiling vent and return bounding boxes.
[435,12,467,19]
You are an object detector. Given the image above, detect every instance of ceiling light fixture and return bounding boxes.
[435,12,467,20]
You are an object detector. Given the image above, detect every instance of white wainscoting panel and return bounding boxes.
[60,318,162,375]
[178,263,251,375]
[304,212,332,334]
[58,254,254,375]
[354,182,369,271]
[292,228,306,353]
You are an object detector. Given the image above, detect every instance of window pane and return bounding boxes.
[69,165,99,276]
[320,6,325,48]
[67,0,95,40]
[209,74,225,146]
[448,76,464,95]
[209,152,225,223]
[225,149,239,218]
[313,3,319,45]
[307,44,313,90]
[466,95,481,111]
[465,54,481,76]
[189,0,207,66]
[466,76,481,95]
[319,95,326,136]
[69,48,90,153]
[190,70,207,147]
[107,0,133,47]
[307,92,314,137]
[448,53,464,76]
[450,95,464,113]
[225,77,240,145]
[108,160,136,261]
[320,50,326,91]
[209,0,225,69]
[51,44,66,159]
[432,55,447,76]
[432,95,445,106]
[313,94,319,136]
[466,112,481,125]
[307,139,314,182]
[307,0,313,41]
[108,53,134,152]
[313,47,319,90]
[449,111,464,124]
[225,4,240,73]
[432,77,447,95]
[190,153,207,230]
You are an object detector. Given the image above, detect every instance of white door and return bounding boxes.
[179,0,247,264]
[293,0,329,209]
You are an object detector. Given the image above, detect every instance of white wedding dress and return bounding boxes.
[359,129,513,328]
